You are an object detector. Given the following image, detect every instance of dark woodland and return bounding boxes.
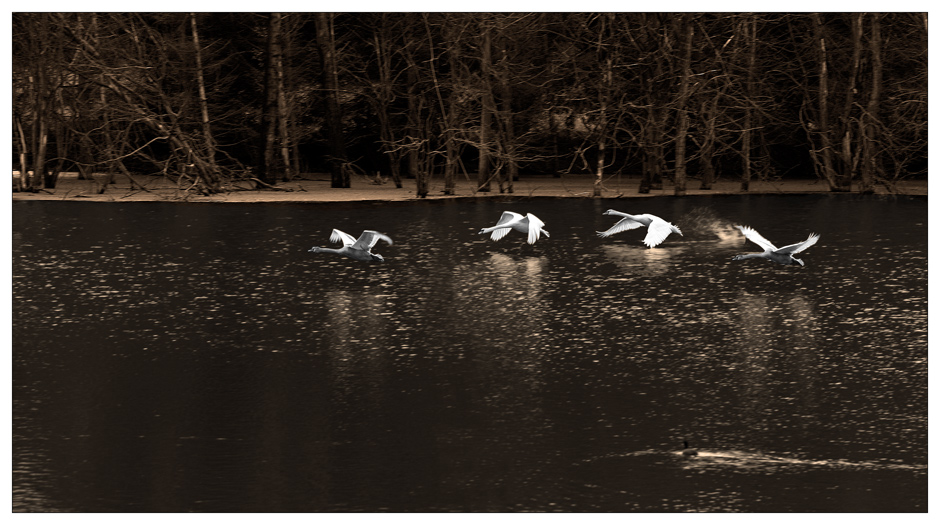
[11,13,928,197]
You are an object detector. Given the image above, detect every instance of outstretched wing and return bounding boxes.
[776,233,819,255]
[643,218,677,248]
[525,213,546,244]
[597,217,645,238]
[490,228,512,241]
[736,225,778,252]
[494,211,524,228]
[353,230,393,251]
[330,229,357,247]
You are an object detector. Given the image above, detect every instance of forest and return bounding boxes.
[11,12,928,198]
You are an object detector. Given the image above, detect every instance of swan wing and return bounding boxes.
[494,211,524,228]
[525,213,545,244]
[330,229,358,247]
[776,233,819,255]
[354,230,393,250]
[597,217,645,238]
[736,225,778,252]
[643,218,677,248]
[490,228,512,241]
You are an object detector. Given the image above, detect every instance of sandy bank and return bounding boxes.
[11,172,927,203]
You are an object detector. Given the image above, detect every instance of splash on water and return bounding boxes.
[678,207,740,246]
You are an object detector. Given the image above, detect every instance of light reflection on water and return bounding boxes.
[12,196,927,512]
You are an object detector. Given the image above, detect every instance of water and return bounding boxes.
[12,195,927,512]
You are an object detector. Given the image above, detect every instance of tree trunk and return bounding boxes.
[30,39,49,191]
[444,41,459,195]
[859,13,882,194]
[835,13,863,190]
[14,116,28,191]
[274,18,294,181]
[594,55,611,198]
[372,24,403,189]
[498,39,516,194]
[477,22,493,192]
[259,13,281,187]
[700,100,716,190]
[430,15,460,195]
[315,13,349,188]
[741,15,757,191]
[190,13,218,178]
[811,14,841,192]
[673,15,693,197]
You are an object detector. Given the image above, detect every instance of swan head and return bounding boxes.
[370,253,385,262]
[308,246,322,253]
[602,209,616,215]
[731,254,746,261]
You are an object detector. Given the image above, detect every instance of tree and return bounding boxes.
[315,13,349,188]
[672,14,694,196]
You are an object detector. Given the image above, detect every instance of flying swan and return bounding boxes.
[308,229,393,262]
[732,225,819,266]
[597,210,682,248]
[479,211,549,245]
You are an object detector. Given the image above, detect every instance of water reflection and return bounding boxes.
[599,244,685,276]
[735,291,821,452]
[12,197,927,512]
[435,252,556,510]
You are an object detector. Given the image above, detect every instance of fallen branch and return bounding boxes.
[250,177,293,191]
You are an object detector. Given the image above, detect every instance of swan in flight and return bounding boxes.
[732,225,819,266]
[597,210,683,248]
[308,229,393,262]
[479,211,549,244]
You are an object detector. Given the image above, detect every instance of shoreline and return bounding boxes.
[11,173,927,203]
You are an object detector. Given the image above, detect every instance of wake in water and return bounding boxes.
[585,449,926,473]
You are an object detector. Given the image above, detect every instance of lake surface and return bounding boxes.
[12,195,927,512]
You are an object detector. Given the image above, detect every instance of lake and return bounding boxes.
[11,195,927,512]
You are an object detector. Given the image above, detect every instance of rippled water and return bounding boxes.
[12,195,927,512]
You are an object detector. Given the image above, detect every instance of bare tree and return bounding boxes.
[315,13,349,188]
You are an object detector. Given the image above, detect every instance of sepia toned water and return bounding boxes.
[12,195,927,512]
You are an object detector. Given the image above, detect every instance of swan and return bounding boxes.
[308,229,393,262]
[597,210,682,248]
[479,211,549,244]
[681,440,698,456]
[732,225,819,266]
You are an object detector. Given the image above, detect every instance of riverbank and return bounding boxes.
[11,172,927,203]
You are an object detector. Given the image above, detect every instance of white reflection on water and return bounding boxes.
[735,291,821,445]
[433,253,553,509]
[451,252,549,380]
[599,244,686,276]
[325,290,393,401]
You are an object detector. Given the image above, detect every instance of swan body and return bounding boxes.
[682,440,698,456]
[597,210,682,248]
[479,211,549,245]
[732,225,819,266]
[308,229,393,262]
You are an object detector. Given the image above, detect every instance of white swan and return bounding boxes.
[732,225,819,266]
[479,211,549,245]
[597,210,682,248]
[308,229,393,262]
